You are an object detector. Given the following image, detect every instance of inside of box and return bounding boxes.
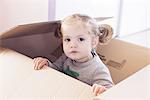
[0,32,63,61]
[0,33,150,84]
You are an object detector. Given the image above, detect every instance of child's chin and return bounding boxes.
[70,57,78,60]
[68,56,79,60]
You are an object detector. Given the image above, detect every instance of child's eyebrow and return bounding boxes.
[63,34,86,39]
[76,34,86,37]
[63,35,71,38]
[77,35,84,37]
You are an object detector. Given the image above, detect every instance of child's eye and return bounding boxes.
[64,38,71,42]
[79,38,85,42]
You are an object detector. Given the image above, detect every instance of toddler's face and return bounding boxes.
[62,24,95,62]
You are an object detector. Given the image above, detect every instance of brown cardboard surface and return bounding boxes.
[95,64,150,100]
[0,31,62,58]
[0,47,93,99]
[97,39,150,84]
[0,21,60,39]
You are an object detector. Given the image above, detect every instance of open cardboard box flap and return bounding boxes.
[96,39,150,84]
[0,21,60,39]
[0,21,62,59]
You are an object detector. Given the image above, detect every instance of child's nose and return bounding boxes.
[70,41,78,48]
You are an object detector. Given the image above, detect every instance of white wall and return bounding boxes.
[55,0,119,36]
[0,0,48,33]
[119,0,150,36]
[55,0,119,19]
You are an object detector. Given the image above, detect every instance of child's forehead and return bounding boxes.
[62,20,91,33]
[61,16,96,37]
[62,24,90,35]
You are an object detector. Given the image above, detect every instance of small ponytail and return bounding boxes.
[98,24,113,45]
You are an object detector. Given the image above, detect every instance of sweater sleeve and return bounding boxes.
[48,53,67,71]
[92,64,114,88]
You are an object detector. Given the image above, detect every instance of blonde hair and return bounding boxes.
[61,14,101,37]
[55,14,113,44]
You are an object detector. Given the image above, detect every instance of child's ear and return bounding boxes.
[99,24,113,45]
[92,36,99,49]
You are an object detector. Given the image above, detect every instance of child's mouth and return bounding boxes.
[70,51,77,53]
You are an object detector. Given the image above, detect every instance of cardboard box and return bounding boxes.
[0,18,110,99]
[0,47,93,99]
[0,47,149,100]
[95,64,150,100]
[96,39,150,84]
[0,19,150,99]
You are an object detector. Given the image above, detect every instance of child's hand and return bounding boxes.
[33,57,49,70]
[92,84,107,96]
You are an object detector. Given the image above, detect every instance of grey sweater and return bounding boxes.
[48,52,113,88]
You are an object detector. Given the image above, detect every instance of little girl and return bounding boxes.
[33,14,114,96]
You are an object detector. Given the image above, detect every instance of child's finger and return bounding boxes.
[92,84,106,96]
[92,84,100,96]
[96,86,106,95]
[38,60,48,69]
[34,58,49,70]
[92,84,96,93]
[94,85,101,96]
[33,57,41,63]
[34,58,43,70]
[34,58,40,69]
